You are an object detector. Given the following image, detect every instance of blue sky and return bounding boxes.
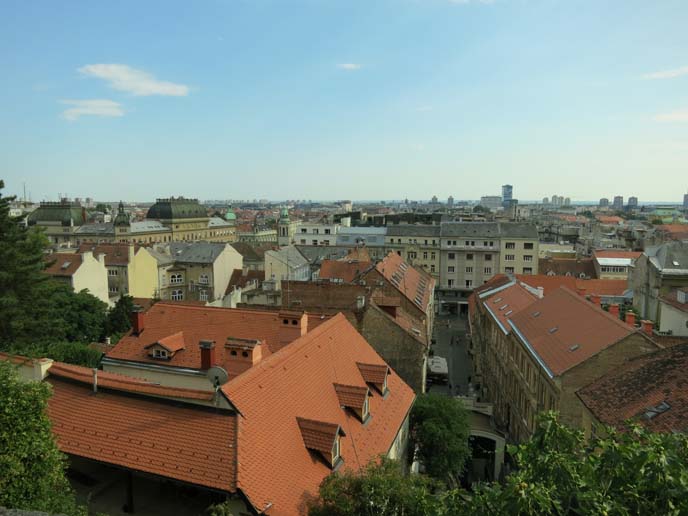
[1,0,687,202]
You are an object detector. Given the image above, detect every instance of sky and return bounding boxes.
[1,0,688,203]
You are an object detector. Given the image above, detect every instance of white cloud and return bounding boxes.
[78,64,189,96]
[642,66,688,80]
[654,110,688,122]
[60,99,124,121]
[337,63,362,70]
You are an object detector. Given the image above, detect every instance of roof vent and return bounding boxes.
[505,310,513,316]
[499,304,508,311]
[532,311,541,317]
[493,297,503,304]
[643,401,671,420]
[569,344,580,352]
[61,261,71,269]
[548,327,558,334]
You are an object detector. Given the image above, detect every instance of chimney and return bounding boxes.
[225,337,263,375]
[625,311,636,327]
[278,310,308,350]
[577,288,586,297]
[641,320,654,336]
[130,308,145,335]
[609,303,620,318]
[590,294,601,307]
[93,368,98,393]
[97,253,106,265]
[199,340,216,370]
[537,286,544,299]
[356,295,366,311]
[33,358,53,381]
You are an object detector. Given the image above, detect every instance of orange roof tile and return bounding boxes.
[481,282,539,334]
[47,376,236,491]
[106,303,318,376]
[578,344,688,433]
[593,250,642,260]
[515,274,577,295]
[596,215,624,224]
[146,331,186,353]
[297,417,342,454]
[319,260,371,283]
[223,314,414,515]
[44,253,83,277]
[375,252,435,314]
[333,384,369,409]
[508,287,635,377]
[577,279,628,297]
[77,243,138,266]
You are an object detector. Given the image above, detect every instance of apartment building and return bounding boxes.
[592,250,642,280]
[43,251,110,304]
[384,225,441,281]
[293,222,340,246]
[470,281,658,442]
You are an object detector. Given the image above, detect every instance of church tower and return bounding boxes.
[277,206,292,246]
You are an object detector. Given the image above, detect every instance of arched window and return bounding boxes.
[171,289,183,301]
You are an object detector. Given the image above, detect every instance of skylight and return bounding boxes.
[569,344,580,352]
[644,401,671,420]
[532,311,541,317]
[549,327,558,334]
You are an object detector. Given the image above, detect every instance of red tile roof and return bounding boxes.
[481,282,539,334]
[333,384,369,409]
[47,375,236,491]
[147,331,186,353]
[223,314,414,515]
[375,252,435,314]
[226,269,265,294]
[578,344,688,433]
[319,260,371,283]
[297,418,342,454]
[106,303,320,377]
[515,274,577,295]
[593,250,642,260]
[508,287,635,377]
[577,279,628,297]
[660,289,688,314]
[44,253,83,277]
[78,243,138,266]
[596,215,624,225]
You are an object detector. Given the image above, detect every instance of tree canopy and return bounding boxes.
[0,361,85,516]
[409,393,471,486]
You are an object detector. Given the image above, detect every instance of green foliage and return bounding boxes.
[206,500,238,516]
[651,218,664,225]
[473,205,490,214]
[95,202,109,213]
[409,394,471,486]
[0,361,85,516]
[309,458,442,516]
[43,341,103,368]
[106,294,134,336]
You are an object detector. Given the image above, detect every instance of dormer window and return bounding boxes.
[356,362,390,396]
[154,349,168,359]
[362,396,370,420]
[144,331,185,360]
[332,435,341,464]
[297,417,344,468]
[334,383,370,422]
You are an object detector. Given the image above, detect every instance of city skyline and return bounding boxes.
[2,0,688,201]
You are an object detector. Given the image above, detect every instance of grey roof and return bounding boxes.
[386,224,441,237]
[647,241,688,275]
[338,227,388,236]
[75,222,114,235]
[439,222,538,239]
[169,242,228,264]
[230,242,271,262]
[265,245,309,268]
[208,216,232,227]
[130,220,168,233]
[146,247,175,266]
[296,245,351,263]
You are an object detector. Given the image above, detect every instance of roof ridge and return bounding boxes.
[224,313,350,391]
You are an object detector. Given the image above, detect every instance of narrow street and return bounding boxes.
[428,313,473,396]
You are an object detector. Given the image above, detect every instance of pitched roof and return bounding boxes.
[106,303,315,377]
[230,242,272,262]
[538,257,596,278]
[386,224,441,237]
[77,243,137,266]
[578,279,628,297]
[577,344,688,433]
[169,242,229,264]
[226,269,265,294]
[593,250,642,260]
[296,418,342,454]
[375,252,435,314]
[480,282,539,334]
[319,260,371,283]
[44,253,84,277]
[660,289,688,314]
[515,274,577,295]
[508,287,635,377]
[222,314,414,515]
[46,374,236,492]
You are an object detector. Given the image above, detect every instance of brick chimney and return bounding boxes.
[625,311,636,327]
[608,303,620,318]
[199,340,216,370]
[590,294,601,307]
[225,337,263,376]
[278,310,308,350]
[641,320,654,336]
[130,309,145,335]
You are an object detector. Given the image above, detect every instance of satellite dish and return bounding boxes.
[207,366,229,388]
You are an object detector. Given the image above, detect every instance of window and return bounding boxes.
[398,239,402,243]
[505,242,516,249]
[430,264,435,273]
[484,267,492,274]
[465,280,473,288]
[332,435,341,464]
[199,290,208,301]
[431,252,436,260]
[483,241,488,247]
[171,289,183,301]
[485,254,492,261]
[448,266,455,273]
[505,254,515,261]
[312,239,318,245]
[423,251,428,259]
[108,269,118,276]
[467,253,474,260]
[465,267,473,273]
[523,267,533,275]
[108,286,119,294]
[465,240,470,246]
[408,251,417,259]
[524,255,533,262]
[301,228,307,233]
[505,267,515,274]
[153,348,168,359]
[524,242,534,250]
[313,228,319,234]
[170,273,183,284]
[300,239,306,244]
[424,239,428,245]
[448,253,456,260]
[362,396,370,420]
[325,228,331,234]
[199,273,209,284]
[448,279,454,287]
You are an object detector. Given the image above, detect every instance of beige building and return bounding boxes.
[592,250,642,280]
[78,243,159,301]
[264,245,311,290]
[384,225,441,281]
[27,201,88,246]
[470,281,658,442]
[44,250,110,304]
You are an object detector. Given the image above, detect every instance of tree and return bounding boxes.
[95,202,110,213]
[473,205,490,214]
[456,412,688,515]
[106,294,135,337]
[409,394,471,486]
[0,361,85,515]
[0,179,52,347]
[309,458,442,516]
